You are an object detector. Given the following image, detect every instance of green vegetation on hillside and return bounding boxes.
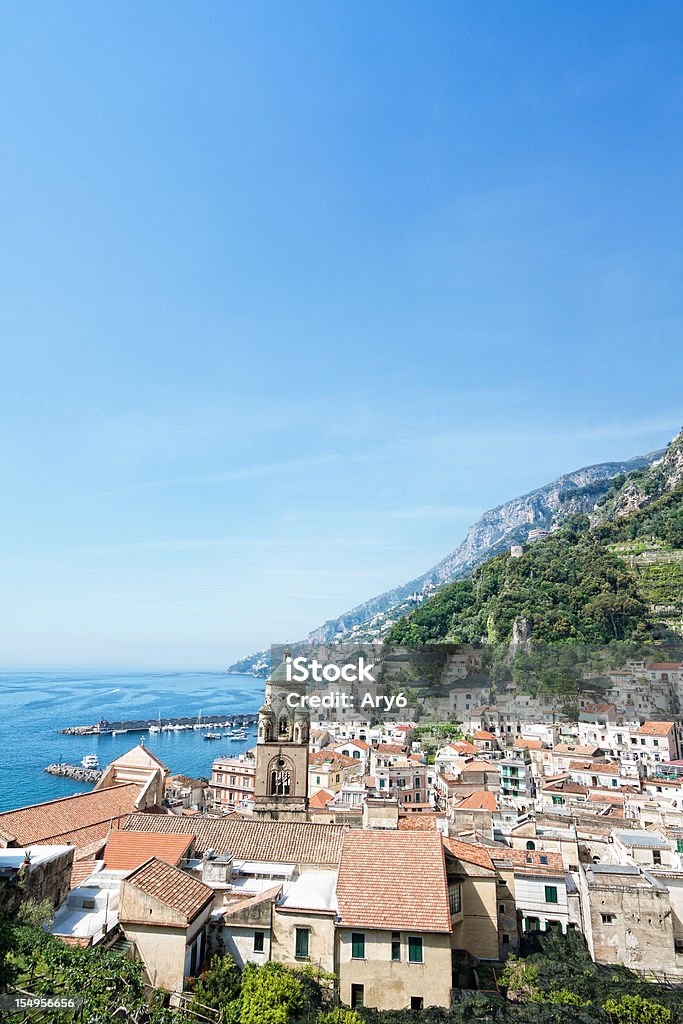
[389,435,683,652]
[388,520,652,647]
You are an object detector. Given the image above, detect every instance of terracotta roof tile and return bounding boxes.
[308,789,335,809]
[444,838,495,870]
[515,737,543,750]
[505,849,564,873]
[397,813,439,832]
[123,857,213,922]
[0,784,140,848]
[455,790,498,812]
[124,813,347,866]
[103,830,194,871]
[374,744,407,755]
[336,831,451,933]
[634,721,674,736]
[473,731,496,741]
[446,741,477,755]
[310,750,359,768]
[70,859,98,889]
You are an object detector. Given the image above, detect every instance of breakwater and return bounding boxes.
[45,763,103,783]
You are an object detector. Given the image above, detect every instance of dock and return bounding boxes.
[45,763,103,784]
[58,712,258,736]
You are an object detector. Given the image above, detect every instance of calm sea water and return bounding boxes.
[0,672,265,813]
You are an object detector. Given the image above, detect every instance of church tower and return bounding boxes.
[253,649,309,819]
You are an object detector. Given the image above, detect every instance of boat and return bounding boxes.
[149,712,162,734]
[203,732,221,740]
[112,728,128,736]
[81,754,99,769]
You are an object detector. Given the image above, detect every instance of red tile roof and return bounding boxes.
[446,741,477,755]
[331,739,370,751]
[553,743,599,757]
[455,790,498,812]
[444,838,495,870]
[374,744,407,755]
[308,789,335,809]
[103,830,194,871]
[505,849,564,874]
[634,721,674,736]
[124,813,347,866]
[515,737,543,750]
[0,784,140,848]
[397,813,441,832]
[473,730,496,741]
[310,750,359,769]
[336,831,451,933]
[123,857,213,923]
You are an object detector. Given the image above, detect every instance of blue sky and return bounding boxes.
[0,2,682,668]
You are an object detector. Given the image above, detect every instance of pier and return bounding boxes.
[58,712,258,736]
[45,763,103,784]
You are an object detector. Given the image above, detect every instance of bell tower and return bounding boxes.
[253,648,309,819]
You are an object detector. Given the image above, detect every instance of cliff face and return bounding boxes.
[592,431,683,523]
[229,448,662,672]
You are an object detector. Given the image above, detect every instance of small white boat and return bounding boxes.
[81,754,99,769]
[112,728,128,736]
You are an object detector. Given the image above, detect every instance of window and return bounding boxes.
[654,739,659,747]
[601,914,615,924]
[351,933,365,959]
[295,928,309,959]
[351,985,364,1008]
[545,885,558,904]
[653,850,662,865]
[449,883,462,915]
[540,855,548,865]
[316,776,321,785]
[411,997,424,1011]
[612,778,618,787]
[391,932,401,961]
[502,933,510,944]
[526,840,536,851]
[408,936,423,963]
[525,917,540,932]
[253,931,264,953]
[499,903,506,914]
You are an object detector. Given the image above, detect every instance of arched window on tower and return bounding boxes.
[270,756,292,796]
[278,715,289,737]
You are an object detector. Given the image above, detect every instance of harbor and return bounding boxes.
[59,712,258,736]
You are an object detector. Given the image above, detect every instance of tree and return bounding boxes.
[316,1010,363,1024]
[240,962,304,1024]
[191,954,241,1014]
[603,994,671,1024]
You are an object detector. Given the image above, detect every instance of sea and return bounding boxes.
[0,671,265,814]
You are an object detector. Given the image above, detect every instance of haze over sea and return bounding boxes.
[0,672,264,813]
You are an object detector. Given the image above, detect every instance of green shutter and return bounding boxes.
[351,933,365,959]
[295,928,309,958]
[408,936,423,963]
[545,885,558,904]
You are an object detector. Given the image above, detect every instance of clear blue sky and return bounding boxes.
[0,3,682,668]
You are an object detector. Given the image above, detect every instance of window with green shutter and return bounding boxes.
[545,885,558,904]
[295,928,309,958]
[408,936,423,963]
[351,933,365,959]
[391,932,401,961]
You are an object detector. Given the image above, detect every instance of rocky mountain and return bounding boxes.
[388,429,683,650]
[228,448,662,675]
